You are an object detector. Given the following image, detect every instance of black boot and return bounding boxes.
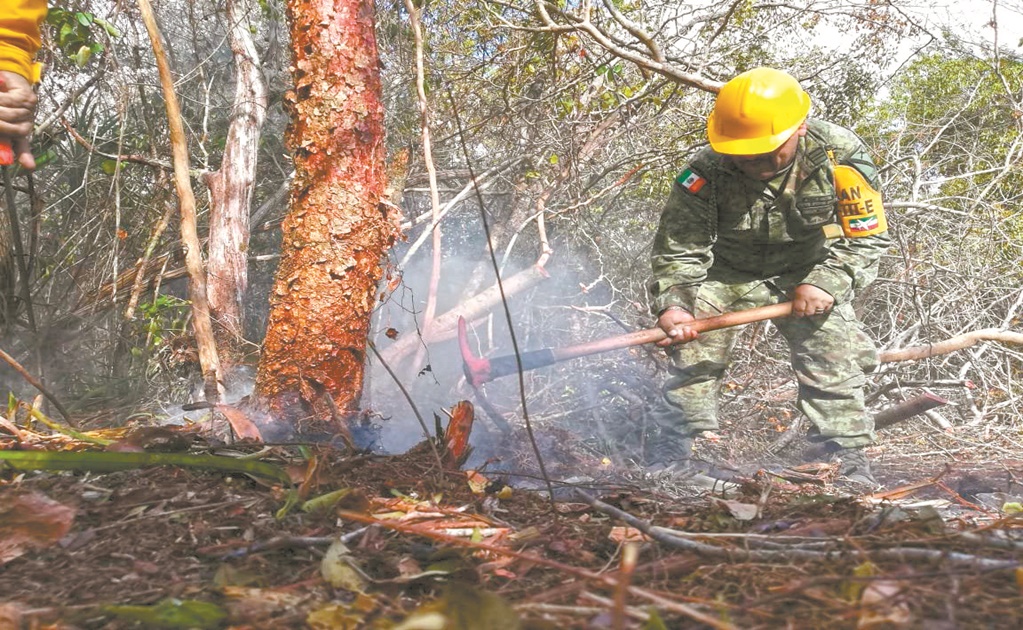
[831,446,878,487]
[644,431,694,474]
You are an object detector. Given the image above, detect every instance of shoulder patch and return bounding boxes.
[677,168,707,194]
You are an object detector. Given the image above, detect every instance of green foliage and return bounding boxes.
[46,8,118,67]
[868,51,1023,277]
[879,52,1023,162]
[135,295,189,354]
[102,599,227,630]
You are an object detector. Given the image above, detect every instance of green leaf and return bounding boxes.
[842,561,877,601]
[302,487,353,513]
[74,45,92,67]
[75,12,93,27]
[275,488,301,519]
[93,16,121,38]
[642,608,669,630]
[321,541,368,591]
[103,598,226,629]
[32,148,56,169]
[548,153,559,165]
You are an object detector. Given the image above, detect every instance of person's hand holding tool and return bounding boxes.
[656,306,699,347]
[792,283,834,318]
[0,71,38,169]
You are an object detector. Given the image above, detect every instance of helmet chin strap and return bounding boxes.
[769,159,796,179]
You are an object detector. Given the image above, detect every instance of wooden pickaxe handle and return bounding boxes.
[459,301,794,387]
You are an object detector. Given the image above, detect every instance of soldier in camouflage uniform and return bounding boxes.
[647,67,890,486]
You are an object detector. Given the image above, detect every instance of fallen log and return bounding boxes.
[873,392,949,430]
[379,264,550,369]
[770,392,950,456]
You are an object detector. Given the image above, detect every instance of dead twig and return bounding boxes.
[529,555,702,603]
[0,344,75,426]
[515,600,649,622]
[337,509,738,629]
[880,329,1023,363]
[88,498,255,533]
[137,0,223,400]
[217,527,368,560]
[612,543,639,630]
[60,117,175,171]
[575,491,1021,571]
[404,0,444,376]
[366,340,443,482]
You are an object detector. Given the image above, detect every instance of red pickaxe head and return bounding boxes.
[458,316,493,388]
[458,316,556,387]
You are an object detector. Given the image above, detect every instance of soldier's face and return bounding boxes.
[728,124,807,181]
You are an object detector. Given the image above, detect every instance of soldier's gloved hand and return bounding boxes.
[656,306,698,346]
[792,284,834,318]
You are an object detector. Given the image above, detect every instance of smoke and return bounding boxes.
[364,202,659,470]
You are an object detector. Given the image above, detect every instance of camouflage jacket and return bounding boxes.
[649,118,891,315]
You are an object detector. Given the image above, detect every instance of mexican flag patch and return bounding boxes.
[677,169,706,193]
[848,215,879,232]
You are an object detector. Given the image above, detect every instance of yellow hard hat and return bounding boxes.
[706,67,811,155]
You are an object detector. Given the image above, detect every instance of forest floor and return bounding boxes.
[0,405,1022,630]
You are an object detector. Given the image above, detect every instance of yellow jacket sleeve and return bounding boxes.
[0,0,47,83]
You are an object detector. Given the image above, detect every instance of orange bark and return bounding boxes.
[255,0,398,427]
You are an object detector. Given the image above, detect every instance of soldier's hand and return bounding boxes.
[657,307,698,346]
[0,71,38,170]
[792,284,834,317]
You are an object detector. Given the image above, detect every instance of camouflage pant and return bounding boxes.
[651,277,878,449]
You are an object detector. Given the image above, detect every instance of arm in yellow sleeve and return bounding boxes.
[0,0,48,83]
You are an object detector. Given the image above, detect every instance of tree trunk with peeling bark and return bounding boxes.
[254,0,398,428]
[204,0,268,365]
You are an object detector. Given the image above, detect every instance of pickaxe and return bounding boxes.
[0,74,36,331]
[458,301,794,387]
